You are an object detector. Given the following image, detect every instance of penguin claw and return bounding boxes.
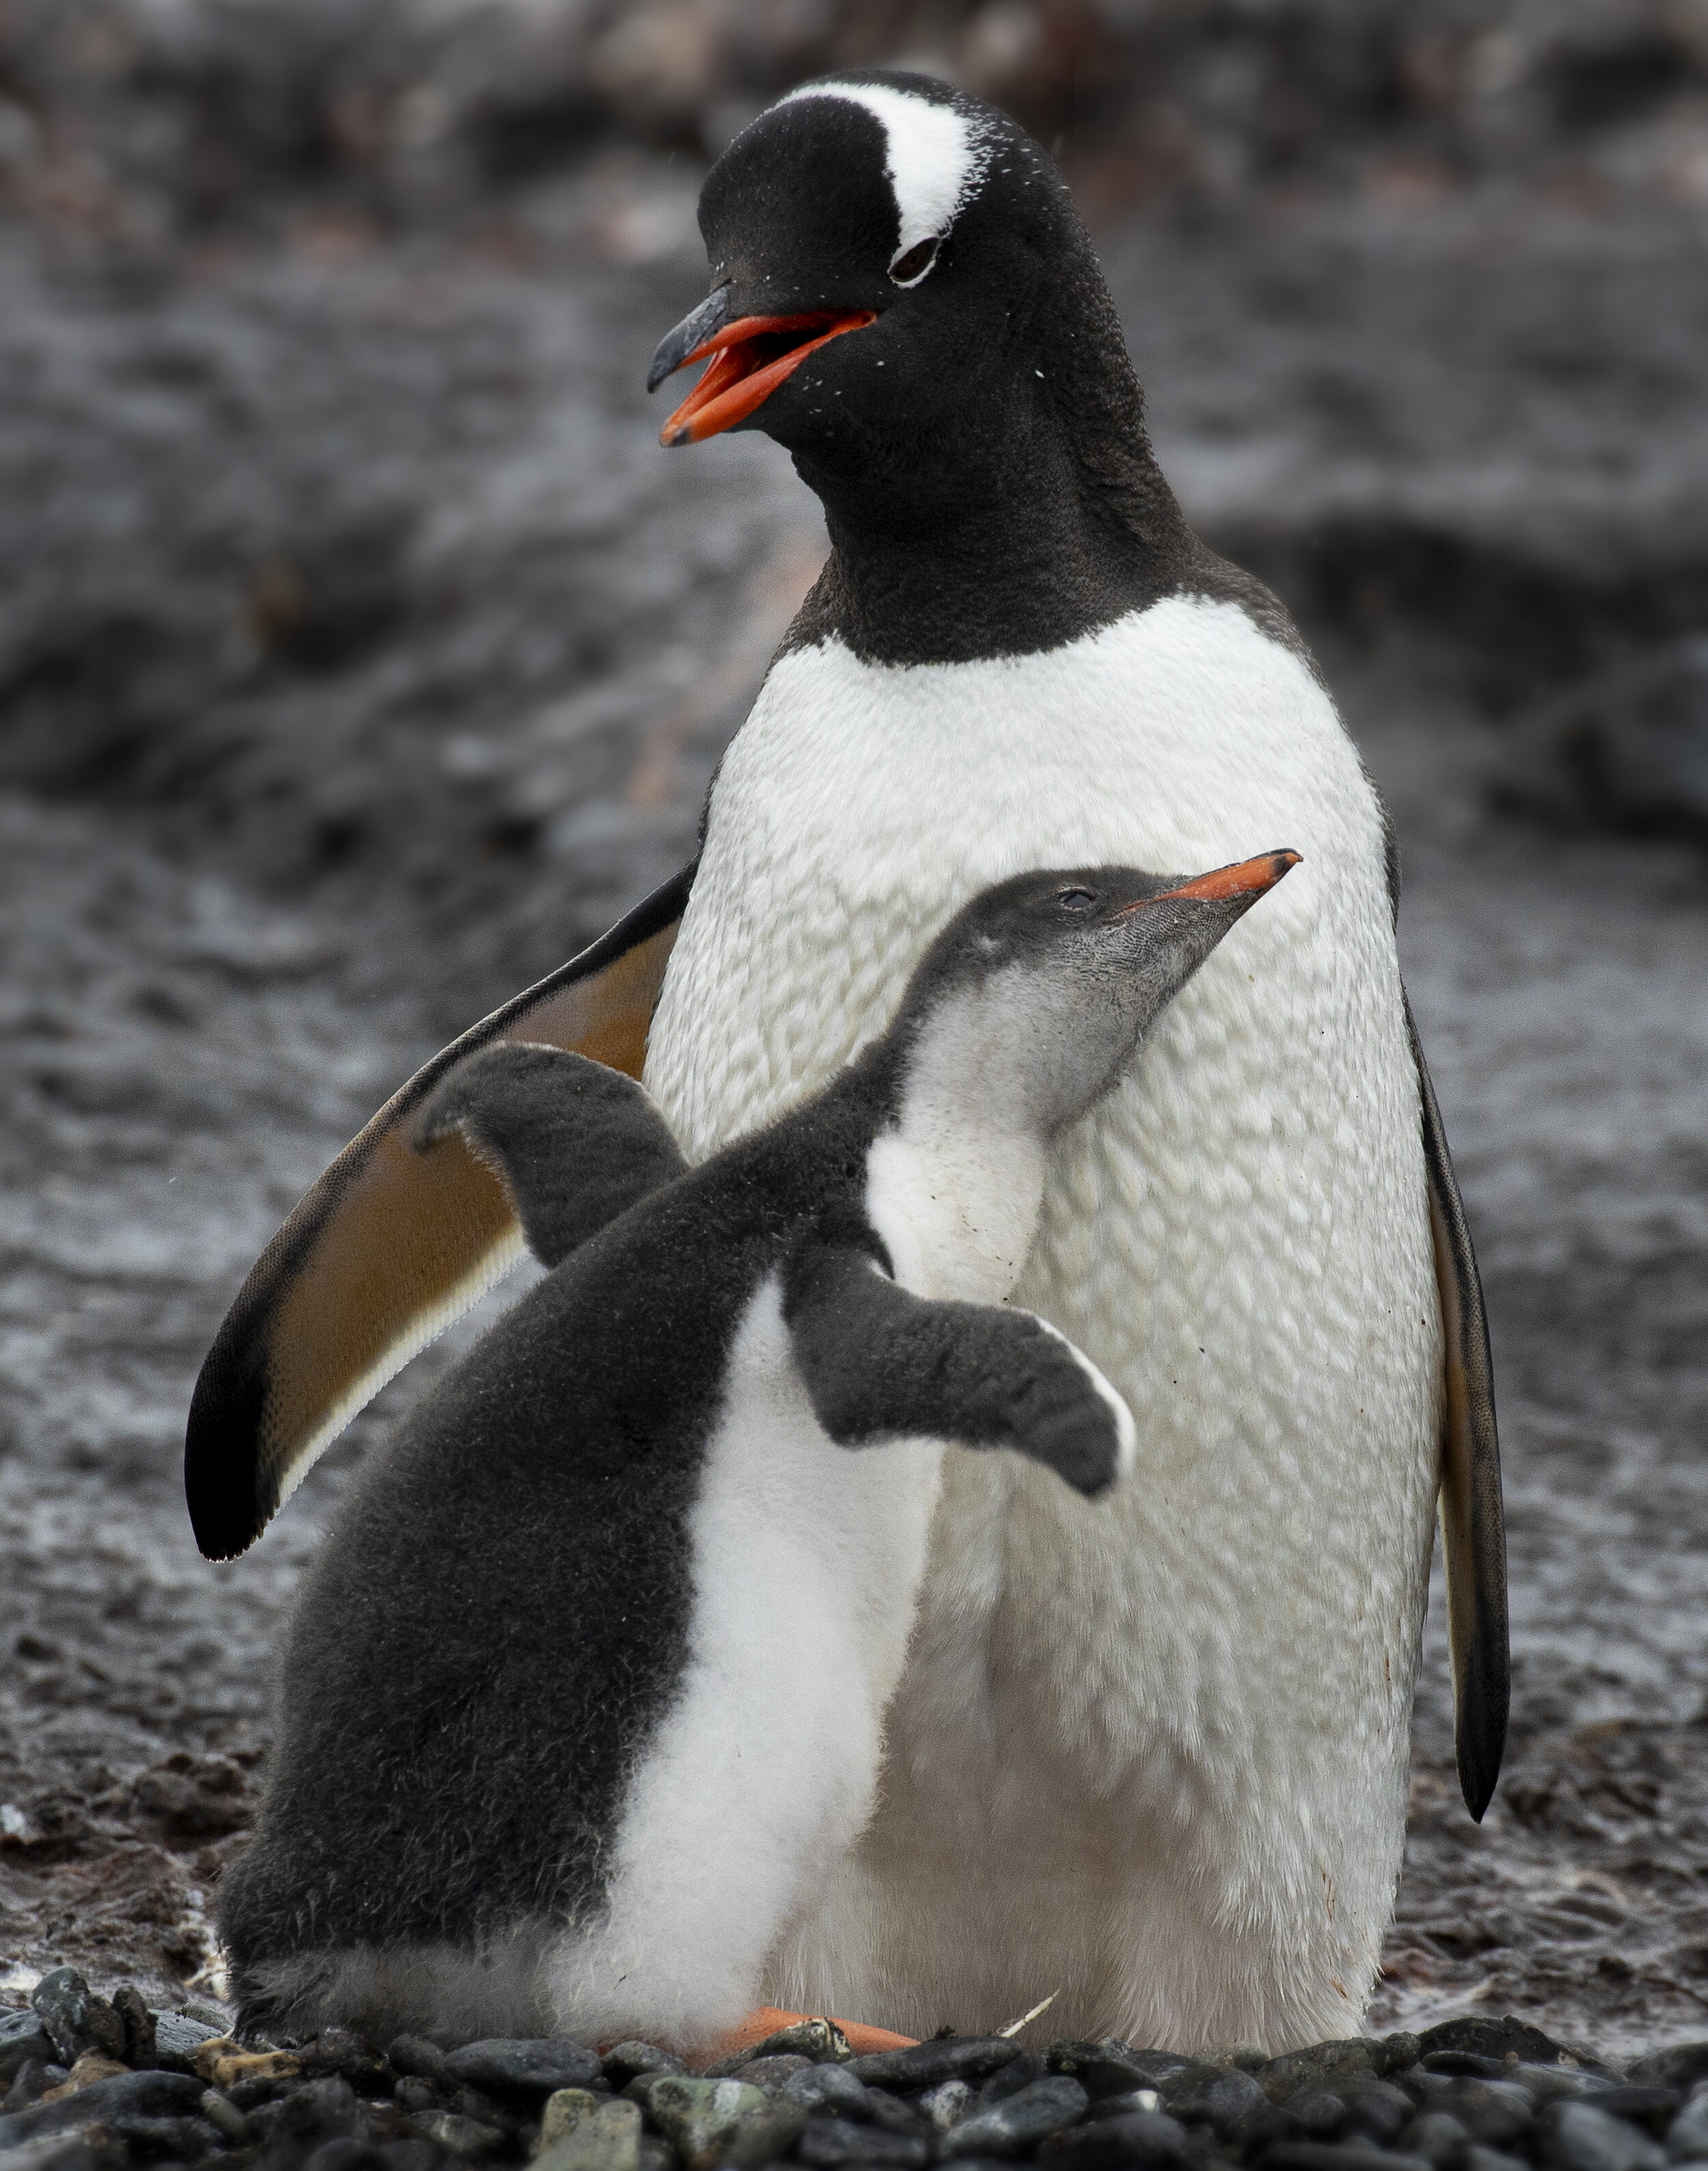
[697,2007,918,2068]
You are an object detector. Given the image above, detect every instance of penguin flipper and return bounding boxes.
[784,1242,1135,1498]
[1407,988,1509,1821]
[184,862,695,1563]
[413,1042,687,1269]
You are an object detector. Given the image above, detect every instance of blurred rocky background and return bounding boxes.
[4,0,1708,2060]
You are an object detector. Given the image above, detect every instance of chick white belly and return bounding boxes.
[644,596,1444,2051]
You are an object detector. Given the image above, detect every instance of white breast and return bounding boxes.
[643,595,1444,2049]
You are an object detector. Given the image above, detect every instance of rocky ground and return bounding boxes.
[4,51,1708,2095]
[9,1976,1708,2171]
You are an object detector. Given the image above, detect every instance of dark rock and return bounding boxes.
[1516,2069,1614,2107]
[866,2093,933,2140]
[1541,2103,1667,2171]
[0,2066,204,2149]
[1422,2058,1511,2082]
[1429,2082,1537,2148]
[707,2097,810,2171]
[445,2040,602,2097]
[302,2142,391,2171]
[602,2046,687,2090]
[732,2019,850,2066]
[976,2054,1051,2108]
[1631,2051,1708,2095]
[1261,2148,1434,2171]
[0,2131,128,2171]
[1165,2066,1263,2135]
[636,2135,673,2171]
[782,2064,872,2120]
[797,2115,932,2168]
[1155,2062,1229,2111]
[1589,2091,1683,2136]
[1294,2095,1351,2139]
[387,2039,452,2089]
[939,2075,1090,2158]
[5,2056,57,2110]
[848,2039,1023,2092]
[1047,2045,1187,2100]
[1418,2023,1570,2071]
[1465,2151,1531,2171]
[394,2078,441,2117]
[728,2054,812,2092]
[110,1989,156,2072]
[1342,2088,1413,2149]
[1668,2097,1708,2163]
[1379,2044,1425,2081]
[1,2010,55,2084]
[30,1974,126,2070]
[111,2109,225,2157]
[303,2033,394,2097]
[1261,2045,1379,2105]
[1398,2111,1472,2166]
[150,2016,225,2077]
[378,2144,442,2171]
[1041,2107,1190,2168]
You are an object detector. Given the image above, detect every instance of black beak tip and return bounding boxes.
[645,353,675,396]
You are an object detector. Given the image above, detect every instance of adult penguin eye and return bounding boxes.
[1058,888,1097,910]
[889,236,941,286]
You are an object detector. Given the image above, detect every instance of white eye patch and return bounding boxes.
[777,80,990,272]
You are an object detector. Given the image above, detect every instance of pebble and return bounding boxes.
[535,2098,642,2171]
[197,2087,249,2144]
[1632,2049,1708,2095]
[1263,2043,1381,2104]
[797,2114,930,2168]
[415,2109,510,2160]
[392,2038,456,2088]
[601,2047,687,2090]
[1401,2110,1474,2163]
[1042,2107,1189,2168]
[148,2014,225,2075]
[704,2098,810,2170]
[939,2077,1090,2158]
[1668,2095,1708,2162]
[1545,2102,1670,2171]
[848,2040,1023,2091]
[920,2080,976,2133]
[538,2090,602,2149]
[1263,2148,1433,2171]
[782,2065,872,2120]
[447,2045,604,2099]
[1047,2044,1188,2099]
[0,2012,54,2085]
[622,2075,766,2161]
[29,1976,126,2071]
[0,2066,204,2150]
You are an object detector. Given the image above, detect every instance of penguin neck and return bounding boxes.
[853,1028,1050,1305]
[785,304,1199,668]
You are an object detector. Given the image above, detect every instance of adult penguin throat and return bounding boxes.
[652,300,877,447]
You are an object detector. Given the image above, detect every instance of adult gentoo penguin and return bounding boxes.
[219,857,1290,2048]
[186,72,1504,2052]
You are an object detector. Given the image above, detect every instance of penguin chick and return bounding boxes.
[217,850,1296,2054]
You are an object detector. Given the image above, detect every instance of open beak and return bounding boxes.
[1130,849,1302,911]
[648,286,877,448]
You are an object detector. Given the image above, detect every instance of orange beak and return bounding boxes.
[656,311,877,447]
[1122,849,1302,912]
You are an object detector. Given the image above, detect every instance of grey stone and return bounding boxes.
[536,2098,642,2171]
[1261,2044,1380,2105]
[388,2038,454,2088]
[976,2054,1049,2109]
[1261,2149,1435,2171]
[625,2075,767,2160]
[1543,2103,1668,2171]
[1205,2068,1266,2135]
[111,2112,224,2157]
[1047,2044,1189,2100]
[148,2015,225,2076]
[1293,2094,1351,2139]
[1435,2081,1539,2147]
[939,2075,1090,2158]
[1041,2107,1190,2168]
[1594,2092,1685,2135]
[198,2088,248,2144]
[1343,2086,1415,2148]
[538,2090,601,2150]
[1423,2058,1512,2082]
[413,2109,508,2159]
[0,2068,203,2149]
[636,2138,673,2171]
[447,2041,603,2097]
[782,2066,871,2120]
[1635,2054,1708,2098]
[1399,2111,1472,2166]
[0,2017,53,2088]
[1419,2022,1570,2071]
[797,2115,931,2169]
[866,2094,933,2140]
[26,1980,122,2073]
[1517,2069,1616,2107]
[920,2081,975,2134]
[726,2057,811,2093]
[847,2040,1022,2091]
[1670,2101,1708,2163]
[395,2077,442,2118]
[1466,2150,1532,2171]
[701,2098,810,2171]
[603,2047,687,2090]
[303,2144,385,2171]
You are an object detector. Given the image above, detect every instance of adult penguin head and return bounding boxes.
[648,70,1199,661]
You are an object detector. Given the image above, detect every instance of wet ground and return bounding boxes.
[3,163,1708,2058]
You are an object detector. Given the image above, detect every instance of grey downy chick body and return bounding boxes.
[219,852,1297,2052]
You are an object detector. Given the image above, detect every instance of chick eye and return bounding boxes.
[1058,888,1097,910]
[889,236,940,286]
